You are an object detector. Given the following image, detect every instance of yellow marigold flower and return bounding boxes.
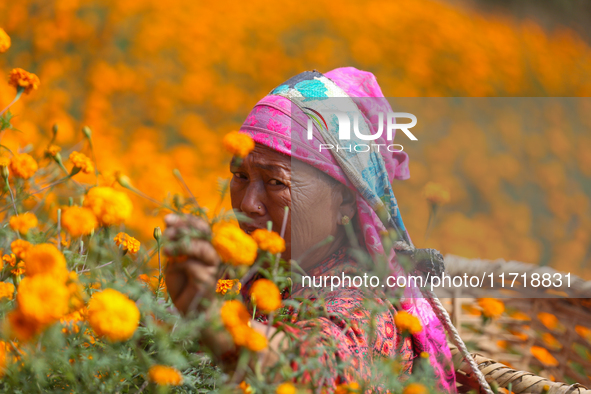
[423,182,451,205]
[335,382,360,394]
[220,300,250,329]
[216,279,241,295]
[0,282,15,301]
[240,381,253,394]
[9,212,38,235]
[403,383,428,394]
[245,328,268,352]
[8,68,40,94]
[24,243,68,280]
[87,288,139,342]
[212,223,257,266]
[46,145,61,156]
[394,310,423,334]
[276,383,296,394]
[223,131,255,158]
[0,28,10,53]
[251,229,285,254]
[9,153,38,179]
[69,151,94,174]
[250,279,281,313]
[62,206,98,237]
[17,274,70,325]
[7,309,39,341]
[148,365,183,386]
[113,232,140,254]
[530,345,559,367]
[10,239,32,260]
[83,186,133,226]
[537,312,558,330]
[477,298,505,319]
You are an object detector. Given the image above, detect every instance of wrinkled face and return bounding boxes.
[230,144,354,267]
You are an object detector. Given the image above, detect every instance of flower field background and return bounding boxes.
[0,0,591,392]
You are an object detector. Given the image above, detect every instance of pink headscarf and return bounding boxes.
[240,67,456,391]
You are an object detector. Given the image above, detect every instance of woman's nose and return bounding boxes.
[240,181,265,216]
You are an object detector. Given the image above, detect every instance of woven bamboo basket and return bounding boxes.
[438,255,591,394]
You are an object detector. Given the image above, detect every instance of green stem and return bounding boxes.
[0,88,23,117]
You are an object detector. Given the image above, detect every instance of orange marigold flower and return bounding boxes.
[335,382,361,394]
[83,186,133,226]
[212,223,257,266]
[10,239,32,260]
[240,381,253,394]
[148,365,183,386]
[9,212,38,234]
[575,325,591,341]
[245,328,268,352]
[69,151,94,174]
[250,279,281,313]
[0,28,10,53]
[8,68,40,94]
[9,153,38,179]
[24,243,68,280]
[216,279,241,295]
[394,310,423,334]
[220,300,250,329]
[478,298,505,318]
[403,383,428,394]
[530,345,559,367]
[60,309,85,334]
[113,232,140,254]
[7,309,40,342]
[537,312,558,330]
[223,131,255,158]
[0,281,15,301]
[87,288,139,342]
[423,182,451,205]
[251,229,285,254]
[46,145,61,156]
[11,262,25,277]
[2,253,16,267]
[276,382,296,394]
[17,274,70,325]
[62,206,98,237]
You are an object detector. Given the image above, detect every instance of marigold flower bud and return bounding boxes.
[52,124,59,137]
[82,126,92,139]
[116,171,132,188]
[153,227,162,243]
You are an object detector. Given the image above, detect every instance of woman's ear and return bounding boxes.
[335,184,357,225]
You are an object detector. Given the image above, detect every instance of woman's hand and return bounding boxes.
[163,214,220,315]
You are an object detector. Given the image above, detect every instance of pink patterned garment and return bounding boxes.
[240,67,456,392]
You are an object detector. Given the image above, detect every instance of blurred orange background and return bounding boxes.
[0,0,590,276]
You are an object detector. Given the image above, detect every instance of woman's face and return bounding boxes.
[230,144,355,267]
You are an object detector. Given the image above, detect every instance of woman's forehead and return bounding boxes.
[243,144,291,168]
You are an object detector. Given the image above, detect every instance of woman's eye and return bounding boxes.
[268,179,285,186]
[232,172,247,180]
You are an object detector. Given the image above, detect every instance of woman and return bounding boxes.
[164,68,456,392]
